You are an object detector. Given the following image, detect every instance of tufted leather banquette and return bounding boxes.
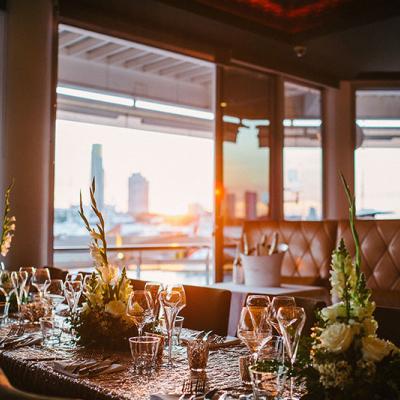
[243,219,400,308]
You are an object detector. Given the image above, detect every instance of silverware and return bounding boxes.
[179,377,206,400]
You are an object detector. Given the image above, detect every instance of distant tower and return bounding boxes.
[245,191,257,220]
[91,144,104,210]
[128,173,149,215]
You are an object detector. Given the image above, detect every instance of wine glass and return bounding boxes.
[166,284,186,314]
[237,307,272,359]
[11,271,28,319]
[45,279,65,315]
[31,268,51,297]
[19,267,36,298]
[64,281,82,314]
[145,282,163,319]
[126,290,154,337]
[277,306,306,400]
[246,295,270,332]
[65,272,83,282]
[270,296,296,334]
[0,271,15,323]
[159,290,182,367]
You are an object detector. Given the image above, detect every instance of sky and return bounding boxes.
[55,119,214,215]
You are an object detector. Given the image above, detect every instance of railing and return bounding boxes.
[54,243,213,284]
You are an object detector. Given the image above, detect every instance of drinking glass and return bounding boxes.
[237,307,272,358]
[159,289,181,367]
[166,284,186,314]
[277,306,306,400]
[45,279,65,315]
[160,315,184,347]
[126,290,154,337]
[129,336,161,374]
[39,316,63,346]
[239,354,256,386]
[0,270,15,323]
[31,268,51,297]
[65,272,83,282]
[270,296,296,334]
[187,339,209,372]
[64,281,82,314]
[0,302,9,324]
[19,267,36,298]
[145,281,163,318]
[246,295,270,332]
[11,271,28,316]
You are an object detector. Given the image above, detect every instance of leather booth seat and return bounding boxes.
[243,219,400,308]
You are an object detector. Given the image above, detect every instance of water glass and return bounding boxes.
[39,316,63,345]
[145,332,165,365]
[129,336,161,374]
[187,339,209,372]
[250,366,287,400]
[160,315,184,346]
[0,302,10,324]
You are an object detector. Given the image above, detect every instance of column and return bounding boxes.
[2,0,56,268]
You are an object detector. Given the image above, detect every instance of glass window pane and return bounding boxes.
[283,81,322,220]
[355,89,400,218]
[222,67,272,244]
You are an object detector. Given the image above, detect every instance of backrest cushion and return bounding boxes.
[337,220,400,291]
[243,220,337,283]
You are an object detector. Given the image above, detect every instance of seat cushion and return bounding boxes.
[243,220,337,283]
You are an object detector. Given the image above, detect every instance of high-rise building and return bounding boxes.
[128,173,149,215]
[90,144,104,210]
[224,192,236,219]
[245,191,257,220]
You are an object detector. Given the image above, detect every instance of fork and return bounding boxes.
[0,325,19,345]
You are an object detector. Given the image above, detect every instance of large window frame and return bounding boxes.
[352,80,400,220]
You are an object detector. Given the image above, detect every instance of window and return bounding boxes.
[221,67,273,247]
[55,25,214,284]
[283,82,322,220]
[355,89,400,218]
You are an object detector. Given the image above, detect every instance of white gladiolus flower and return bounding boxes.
[89,244,104,266]
[320,302,347,322]
[1,233,13,257]
[363,318,378,336]
[97,264,118,285]
[105,300,126,318]
[319,322,354,353]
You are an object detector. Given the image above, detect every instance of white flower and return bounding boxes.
[97,264,118,285]
[89,244,104,267]
[320,302,347,322]
[1,233,13,257]
[352,301,375,320]
[362,318,378,336]
[319,322,354,353]
[105,300,126,318]
[362,336,395,362]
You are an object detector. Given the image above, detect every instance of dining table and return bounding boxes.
[0,324,249,400]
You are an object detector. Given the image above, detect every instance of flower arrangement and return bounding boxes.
[0,181,16,262]
[253,174,400,399]
[300,174,400,399]
[72,178,135,348]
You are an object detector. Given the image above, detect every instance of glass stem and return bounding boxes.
[138,324,143,337]
[167,327,173,366]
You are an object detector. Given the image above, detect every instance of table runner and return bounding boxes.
[0,328,247,400]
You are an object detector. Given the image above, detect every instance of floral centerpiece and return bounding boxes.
[254,174,400,399]
[301,175,400,399]
[0,181,16,266]
[71,179,135,349]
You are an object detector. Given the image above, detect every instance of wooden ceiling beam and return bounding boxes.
[86,43,122,60]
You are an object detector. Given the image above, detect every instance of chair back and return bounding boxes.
[178,285,231,336]
[374,306,400,346]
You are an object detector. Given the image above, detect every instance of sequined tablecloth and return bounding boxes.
[0,326,247,400]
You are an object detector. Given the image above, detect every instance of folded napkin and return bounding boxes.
[53,358,125,378]
[1,334,42,349]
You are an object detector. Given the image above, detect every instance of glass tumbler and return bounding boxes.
[39,316,62,346]
[129,336,161,374]
[187,339,209,372]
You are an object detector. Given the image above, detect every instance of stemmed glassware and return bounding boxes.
[65,272,83,282]
[64,281,82,314]
[246,295,270,332]
[166,284,186,315]
[277,306,306,400]
[159,289,182,367]
[237,306,272,359]
[126,290,154,337]
[270,296,296,334]
[145,282,163,319]
[45,279,65,315]
[19,267,36,299]
[0,270,15,323]
[11,271,28,320]
[31,268,51,297]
